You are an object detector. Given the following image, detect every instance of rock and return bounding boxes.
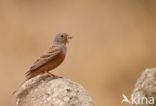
[15,74,95,106]
[132,68,156,106]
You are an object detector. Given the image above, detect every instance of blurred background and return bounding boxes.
[0,0,156,106]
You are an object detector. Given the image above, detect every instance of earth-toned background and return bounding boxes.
[0,0,156,106]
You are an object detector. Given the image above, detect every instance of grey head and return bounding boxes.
[53,33,72,45]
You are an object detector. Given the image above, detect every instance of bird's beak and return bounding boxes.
[67,36,72,44]
[68,36,72,39]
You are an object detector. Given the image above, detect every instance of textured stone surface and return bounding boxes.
[15,74,94,106]
[132,68,156,106]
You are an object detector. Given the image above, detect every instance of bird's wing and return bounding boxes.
[25,45,61,76]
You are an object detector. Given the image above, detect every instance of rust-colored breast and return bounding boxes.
[34,52,65,74]
[45,52,65,71]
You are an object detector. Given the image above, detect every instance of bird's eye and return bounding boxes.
[61,35,64,37]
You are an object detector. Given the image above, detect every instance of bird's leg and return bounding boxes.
[46,71,57,77]
[46,71,62,78]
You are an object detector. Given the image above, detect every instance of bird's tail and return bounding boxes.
[13,69,43,95]
[12,79,28,95]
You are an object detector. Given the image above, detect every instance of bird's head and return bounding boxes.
[53,33,72,45]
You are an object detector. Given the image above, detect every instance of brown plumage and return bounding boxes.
[13,33,72,94]
[25,33,72,80]
[25,45,65,80]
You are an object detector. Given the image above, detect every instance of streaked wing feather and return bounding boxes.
[25,46,61,76]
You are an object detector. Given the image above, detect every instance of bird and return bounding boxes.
[25,32,72,80]
[12,33,72,94]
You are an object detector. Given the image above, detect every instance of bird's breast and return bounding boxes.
[47,52,65,71]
